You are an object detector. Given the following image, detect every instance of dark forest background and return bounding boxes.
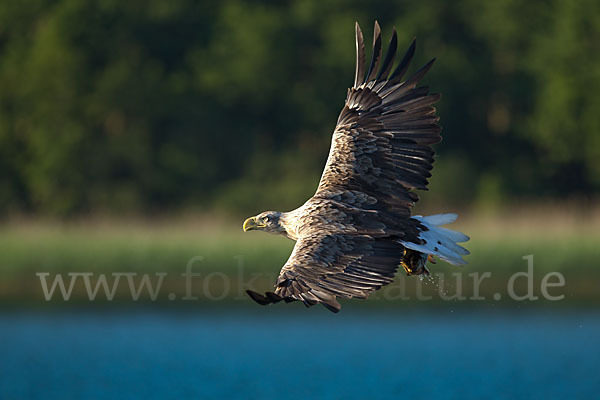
[1,0,598,217]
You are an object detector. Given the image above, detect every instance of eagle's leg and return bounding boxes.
[401,249,431,276]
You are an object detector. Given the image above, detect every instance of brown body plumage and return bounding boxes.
[243,22,469,312]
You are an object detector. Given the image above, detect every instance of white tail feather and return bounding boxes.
[401,213,470,266]
[417,213,458,226]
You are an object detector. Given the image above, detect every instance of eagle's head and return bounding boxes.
[243,211,284,234]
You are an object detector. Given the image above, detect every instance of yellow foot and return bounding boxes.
[401,261,413,276]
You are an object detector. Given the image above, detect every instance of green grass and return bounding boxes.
[1,210,599,306]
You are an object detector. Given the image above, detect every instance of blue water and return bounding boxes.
[1,308,599,399]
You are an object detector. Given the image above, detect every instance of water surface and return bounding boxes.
[1,308,598,399]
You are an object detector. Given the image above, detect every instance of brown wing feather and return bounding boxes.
[273,233,404,312]
[316,22,441,215]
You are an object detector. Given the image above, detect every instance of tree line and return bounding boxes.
[0,0,598,216]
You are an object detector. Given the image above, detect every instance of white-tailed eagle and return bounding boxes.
[243,21,469,312]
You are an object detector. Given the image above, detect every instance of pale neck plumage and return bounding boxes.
[279,207,304,240]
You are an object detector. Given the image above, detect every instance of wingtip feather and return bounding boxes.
[387,37,417,84]
[246,290,270,305]
[354,22,366,88]
[376,28,398,81]
[365,21,383,83]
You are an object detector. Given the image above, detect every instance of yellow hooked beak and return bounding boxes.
[243,216,264,232]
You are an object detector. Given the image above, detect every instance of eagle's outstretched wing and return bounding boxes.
[247,232,404,313]
[315,21,441,215]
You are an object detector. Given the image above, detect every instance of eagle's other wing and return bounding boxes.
[316,21,441,215]
[246,231,404,312]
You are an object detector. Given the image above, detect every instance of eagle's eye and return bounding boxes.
[264,215,273,223]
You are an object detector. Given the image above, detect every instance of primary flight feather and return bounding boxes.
[242,21,469,312]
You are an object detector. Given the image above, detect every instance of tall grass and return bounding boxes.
[1,207,598,305]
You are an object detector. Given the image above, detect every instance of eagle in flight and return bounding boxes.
[242,22,469,312]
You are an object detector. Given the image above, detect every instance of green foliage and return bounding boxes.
[0,0,598,216]
[1,218,598,304]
